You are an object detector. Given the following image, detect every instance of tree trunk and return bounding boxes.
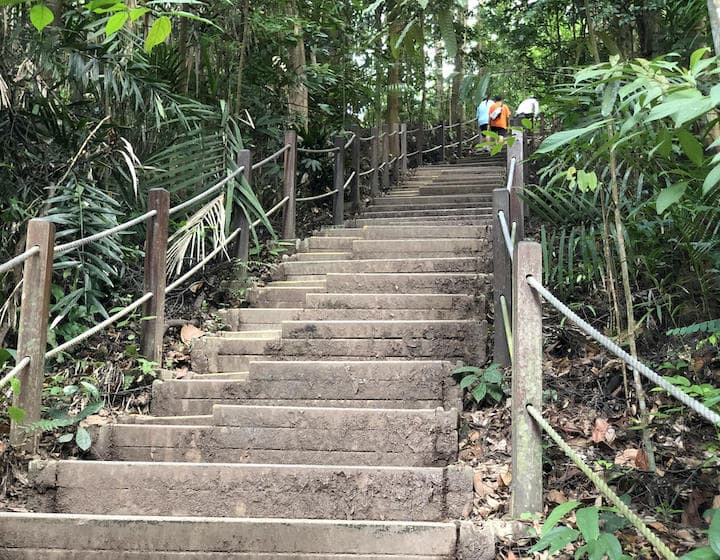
[386,0,402,155]
[234,0,251,113]
[419,13,427,127]
[707,0,720,55]
[286,0,308,128]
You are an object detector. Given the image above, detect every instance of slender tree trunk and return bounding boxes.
[386,0,402,155]
[707,0,720,55]
[374,5,383,127]
[434,44,443,121]
[450,1,466,125]
[286,0,308,128]
[234,0,251,113]
[419,13,427,127]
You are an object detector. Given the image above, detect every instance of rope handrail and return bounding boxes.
[526,404,678,560]
[407,128,419,134]
[506,157,516,191]
[166,228,242,293]
[463,118,476,126]
[344,133,356,150]
[0,356,31,390]
[497,211,514,261]
[342,171,356,191]
[251,196,290,227]
[422,145,442,154]
[525,275,720,426]
[359,135,376,142]
[388,156,398,165]
[55,211,157,255]
[252,144,291,171]
[466,133,480,143]
[298,146,340,155]
[448,122,461,129]
[500,294,513,360]
[46,292,153,359]
[430,123,443,131]
[377,162,387,170]
[0,246,40,276]
[406,149,420,157]
[447,141,459,148]
[379,132,387,139]
[388,130,398,138]
[297,189,339,202]
[358,168,374,177]
[168,165,246,217]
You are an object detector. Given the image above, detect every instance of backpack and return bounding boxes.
[489,104,502,120]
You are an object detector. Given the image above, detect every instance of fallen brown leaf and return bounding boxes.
[635,448,649,470]
[547,489,567,504]
[498,465,512,487]
[180,324,205,344]
[615,448,639,467]
[592,418,609,443]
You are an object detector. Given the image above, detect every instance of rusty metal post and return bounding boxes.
[351,126,361,212]
[381,125,390,191]
[282,130,297,239]
[400,123,408,176]
[234,149,252,277]
[416,124,425,167]
[511,241,543,517]
[440,122,446,161]
[10,219,54,452]
[492,188,511,367]
[142,188,170,366]
[333,135,345,226]
[370,126,380,198]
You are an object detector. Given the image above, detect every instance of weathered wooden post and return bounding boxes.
[10,219,55,452]
[282,130,297,239]
[381,125,390,191]
[350,125,361,212]
[416,124,425,167]
[400,123,408,176]
[233,150,252,276]
[457,120,463,159]
[508,129,527,222]
[440,122,446,161]
[391,123,400,183]
[492,188,511,367]
[333,135,345,226]
[511,241,543,517]
[370,126,380,197]
[510,186,525,242]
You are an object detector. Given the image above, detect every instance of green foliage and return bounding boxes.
[667,320,720,337]
[680,510,720,559]
[453,363,505,404]
[652,374,720,413]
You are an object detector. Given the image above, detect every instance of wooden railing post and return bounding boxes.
[351,126,361,212]
[508,129,527,229]
[507,129,525,190]
[440,122,446,161]
[381,125,390,191]
[10,219,54,452]
[142,188,170,367]
[234,149,252,276]
[391,123,400,183]
[457,119,463,159]
[370,126,380,197]
[282,130,297,239]
[492,188,511,367]
[333,135,345,226]
[400,123,408,176]
[416,125,424,167]
[511,241,543,517]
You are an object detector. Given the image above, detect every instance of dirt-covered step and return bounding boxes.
[360,225,489,239]
[1,513,488,559]
[245,283,327,307]
[351,239,488,260]
[316,226,366,237]
[292,251,354,261]
[305,292,481,312]
[150,360,461,415]
[29,461,472,522]
[280,319,482,340]
[93,405,459,466]
[304,236,362,251]
[324,272,490,294]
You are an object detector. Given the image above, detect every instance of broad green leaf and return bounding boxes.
[703,165,720,195]
[541,501,581,535]
[105,11,128,37]
[92,2,127,13]
[471,383,487,402]
[601,82,619,117]
[8,406,25,423]
[597,533,623,560]
[656,182,687,214]
[647,91,702,124]
[690,47,710,70]
[674,97,716,127]
[483,368,503,384]
[29,4,54,31]
[57,433,74,443]
[529,525,579,554]
[80,381,101,401]
[453,366,482,375]
[535,122,606,154]
[145,16,171,52]
[130,6,150,20]
[10,377,21,396]
[437,10,456,59]
[459,374,478,389]
[87,0,122,10]
[75,426,92,451]
[710,509,720,555]
[677,129,704,166]
[680,547,720,560]
[576,507,600,543]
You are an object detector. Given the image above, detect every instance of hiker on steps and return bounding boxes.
[476,95,493,147]
[488,96,511,143]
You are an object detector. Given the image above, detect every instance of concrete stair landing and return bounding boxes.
[1,155,503,558]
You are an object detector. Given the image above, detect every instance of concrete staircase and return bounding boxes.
[1,154,503,558]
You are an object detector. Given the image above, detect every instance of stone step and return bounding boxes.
[317,227,366,237]
[245,285,327,306]
[361,225,489,239]
[417,185,500,196]
[94,405,459,466]
[278,256,484,277]
[30,460,473,522]
[352,216,491,227]
[364,203,491,213]
[0,513,477,559]
[358,208,491,220]
[281,319,482,340]
[370,196,491,209]
[306,237,360,250]
[293,251,353,261]
[305,292,480,311]
[150,360,461,415]
[351,239,487,259]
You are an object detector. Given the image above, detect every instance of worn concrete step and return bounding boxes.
[351,239,487,259]
[293,251,353,261]
[281,319,482,340]
[151,360,461,415]
[358,208,491,220]
[278,256,484,278]
[369,199,490,211]
[325,272,490,294]
[0,513,472,559]
[305,292,480,311]
[219,308,303,328]
[317,227,366,237]
[94,405,459,466]
[352,216,491,227]
[306,237,361,250]
[245,285,327,306]
[30,461,472,522]
[361,225,489,239]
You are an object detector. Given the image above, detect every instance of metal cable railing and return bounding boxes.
[297,189,338,203]
[54,211,157,255]
[0,356,31,390]
[0,247,40,276]
[252,144,291,171]
[46,292,154,359]
[446,141,460,148]
[168,165,246,217]
[526,404,678,560]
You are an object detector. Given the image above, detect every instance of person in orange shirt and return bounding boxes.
[488,95,511,141]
